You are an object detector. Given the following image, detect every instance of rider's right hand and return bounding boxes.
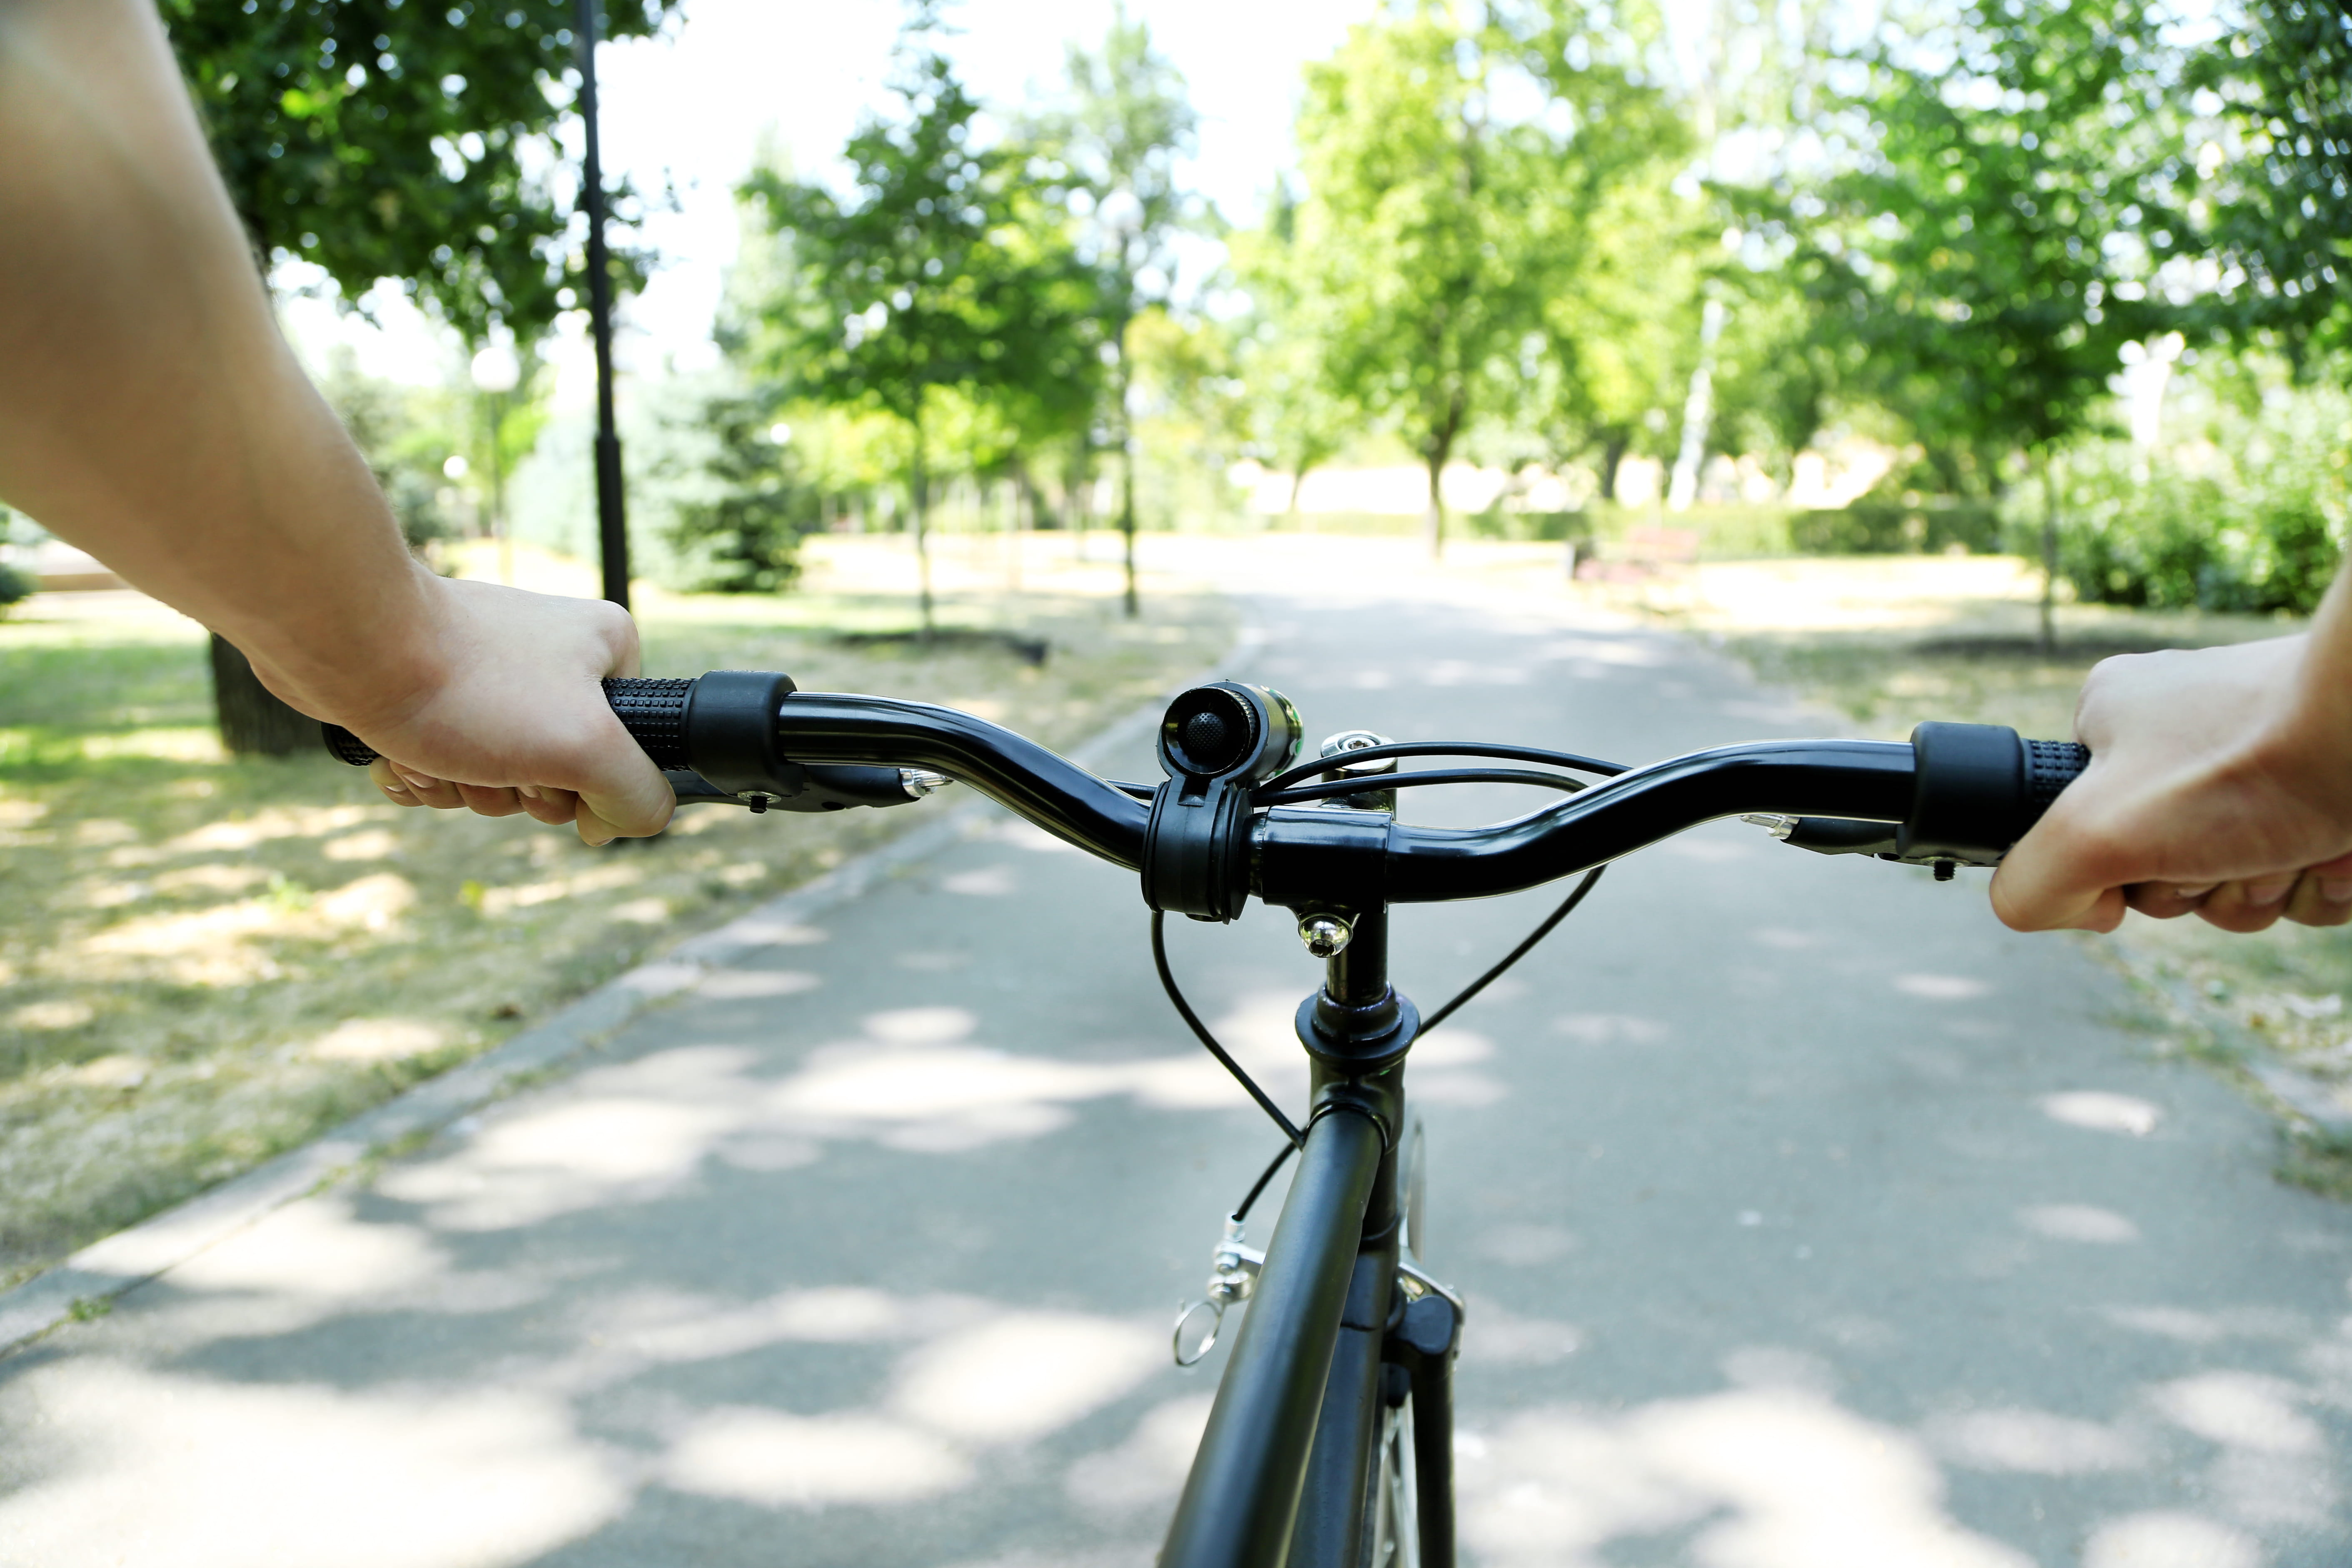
[304,575,676,848]
[1992,585,2352,934]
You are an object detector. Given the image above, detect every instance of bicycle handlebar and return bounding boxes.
[322,670,2089,908]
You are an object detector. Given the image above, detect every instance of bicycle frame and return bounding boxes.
[1161,908,1458,1568]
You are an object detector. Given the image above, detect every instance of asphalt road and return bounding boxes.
[3,555,2347,1568]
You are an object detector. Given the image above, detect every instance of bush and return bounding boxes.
[2035,391,2351,615]
[1461,507,1589,543]
[0,559,31,615]
[1791,494,2002,555]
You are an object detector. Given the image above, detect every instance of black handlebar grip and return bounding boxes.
[1902,723,2090,865]
[2023,738,2090,823]
[602,677,693,769]
[320,676,700,770]
[322,723,379,766]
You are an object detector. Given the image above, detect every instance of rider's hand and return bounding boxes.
[259,575,675,848]
[1991,630,2352,933]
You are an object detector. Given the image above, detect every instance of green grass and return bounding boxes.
[0,580,1235,1290]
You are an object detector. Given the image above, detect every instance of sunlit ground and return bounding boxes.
[0,536,1233,1290]
[3,808,2342,1566]
[1571,549,2352,1193]
[3,533,2346,1567]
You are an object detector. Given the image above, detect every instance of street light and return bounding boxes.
[576,0,629,611]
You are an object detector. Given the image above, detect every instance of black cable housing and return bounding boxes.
[1255,740,1628,798]
[1152,913,1305,1148]
[1421,866,1607,1032]
[1255,767,1586,808]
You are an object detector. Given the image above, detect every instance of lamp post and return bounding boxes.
[576,0,629,610]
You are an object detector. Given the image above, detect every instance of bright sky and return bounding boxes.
[284,0,1374,401]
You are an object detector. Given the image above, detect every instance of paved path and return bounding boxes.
[3,556,2347,1567]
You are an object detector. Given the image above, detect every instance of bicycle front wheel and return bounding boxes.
[1367,1389,1421,1567]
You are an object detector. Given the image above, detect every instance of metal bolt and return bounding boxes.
[1297,914,1353,958]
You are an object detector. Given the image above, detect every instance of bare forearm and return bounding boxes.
[2269,568,2352,787]
[0,0,438,728]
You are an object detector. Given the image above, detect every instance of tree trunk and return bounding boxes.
[1423,449,1447,560]
[2039,449,2060,657]
[911,408,934,640]
[209,635,316,756]
[1601,433,1631,504]
[1116,322,1140,620]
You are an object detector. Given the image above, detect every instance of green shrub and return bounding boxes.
[1461,507,1589,543]
[664,395,821,593]
[0,560,31,615]
[1791,494,2002,555]
[2033,392,2351,615]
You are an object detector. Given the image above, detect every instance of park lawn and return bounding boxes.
[0,541,1233,1291]
[1609,555,2352,1186]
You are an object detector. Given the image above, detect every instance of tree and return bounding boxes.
[1286,2,1671,555]
[742,9,1100,634]
[161,0,676,752]
[2175,0,2352,374]
[1811,0,2175,646]
[1518,157,1704,501]
[1230,179,1357,517]
[1029,6,1198,615]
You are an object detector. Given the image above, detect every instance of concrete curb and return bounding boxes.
[0,633,1256,1357]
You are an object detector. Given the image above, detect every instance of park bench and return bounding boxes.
[1571,524,1700,582]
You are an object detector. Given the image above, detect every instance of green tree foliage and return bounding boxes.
[1025,5,1198,613]
[1287,5,1532,554]
[161,0,678,343]
[1509,1,1700,496]
[1228,182,1356,514]
[1519,159,1705,498]
[2173,0,2352,371]
[1805,0,2185,639]
[1282,1,1681,552]
[1816,1,2170,466]
[741,15,1100,629]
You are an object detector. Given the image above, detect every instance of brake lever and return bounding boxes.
[668,763,951,813]
[1743,813,1898,857]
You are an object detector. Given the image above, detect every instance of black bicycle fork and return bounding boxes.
[1162,909,1464,1568]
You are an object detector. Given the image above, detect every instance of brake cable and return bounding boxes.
[1127,763,1599,807]
[1152,912,1307,1149]
[1256,767,1590,807]
[1255,740,1628,797]
[1420,864,1606,1030]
